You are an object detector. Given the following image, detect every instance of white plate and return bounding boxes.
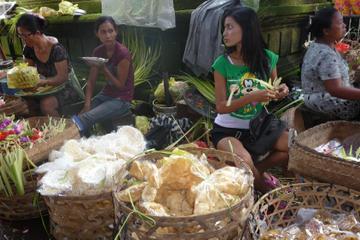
[81,57,108,66]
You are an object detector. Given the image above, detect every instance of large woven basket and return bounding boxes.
[25,117,80,166]
[244,182,360,239]
[44,192,114,240]
[0,173,47,221]
[289,121,360,191]
[0,95,29,116]
[113,147,254,240]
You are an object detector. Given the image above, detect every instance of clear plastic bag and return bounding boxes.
[101,0,175,31]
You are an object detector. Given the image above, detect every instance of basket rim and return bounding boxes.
[113,146,254,220]
[292,142,360,169]
[246,182,360,239]
[42,190,112,201]
[293,120,360,166]
[24,116,78,150]
[251,182,360,214]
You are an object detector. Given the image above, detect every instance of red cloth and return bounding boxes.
[93,41,134,101]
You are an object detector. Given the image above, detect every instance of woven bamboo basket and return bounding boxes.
[0,95,29,116]
[0,173,47,221]
[289,121,360,191]
[244,182,360,239]
[25,116,80,166]
[113,147,254,240]
[44,192,114,240]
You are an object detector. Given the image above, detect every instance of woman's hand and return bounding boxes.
[251,89,277,103]
[36,79,48,87]
[275,84,289,100]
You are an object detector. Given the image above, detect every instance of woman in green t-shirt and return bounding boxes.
[211,6,290,193]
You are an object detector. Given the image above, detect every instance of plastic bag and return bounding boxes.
[101,0,175,31]
[192,166,252,215]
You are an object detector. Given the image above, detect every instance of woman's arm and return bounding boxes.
[324,78,360,100]
[81,66,99,113]
[102,59,130,90]
[38,60,68,86]
[214,71,276,114]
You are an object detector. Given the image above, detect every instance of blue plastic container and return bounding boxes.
[0,78,17,95]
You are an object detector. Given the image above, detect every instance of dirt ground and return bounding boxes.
[0,217,49,240]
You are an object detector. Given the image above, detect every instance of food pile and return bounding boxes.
[115,149,253,219]
[38,0,86,17]
[0,115,67,197]
[37,126,146,196]
[315,137,360,162]
[260,208,360,240]
[0,115,66,150]
[7,63,39,89]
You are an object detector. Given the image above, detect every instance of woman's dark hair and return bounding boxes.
[94,16,117,32]
[16,13,47,34]
[309,7,338,38]
[221,6,269,80]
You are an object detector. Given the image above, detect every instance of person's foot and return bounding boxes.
[257,172,281,194]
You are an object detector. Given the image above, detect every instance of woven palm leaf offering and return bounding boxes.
[0,115,72,220]
[289,121,360,191]
[36,126,146,240]
[7,62,39,89]
[246,183,360,240]
[113,147,254,240]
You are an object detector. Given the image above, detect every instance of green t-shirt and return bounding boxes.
[212,49,278,120]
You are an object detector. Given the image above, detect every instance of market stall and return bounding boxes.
[2,1,360,240]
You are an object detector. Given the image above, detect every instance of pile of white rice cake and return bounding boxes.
[37,126,146,196]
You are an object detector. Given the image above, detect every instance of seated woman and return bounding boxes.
[211,6,289,193]
[16,13,81,117]
[302,7,360,120]
[72,16,134,135]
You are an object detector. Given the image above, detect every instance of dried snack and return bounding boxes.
[138,201,170,217]
[159,155,209,190]
[115,182,147,202]
[129,160,161,188]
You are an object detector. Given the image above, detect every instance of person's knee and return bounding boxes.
[217,137,253,168]
[274,131,289,152]
[234,149,252,165]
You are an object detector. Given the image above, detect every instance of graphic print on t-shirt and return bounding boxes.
[228,72,265,119]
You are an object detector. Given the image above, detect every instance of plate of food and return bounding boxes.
[81,57,108,66]
[15,84,65,97]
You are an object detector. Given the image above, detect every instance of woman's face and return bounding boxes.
[17,26,37,47]
[326,11,346,41]
[96,21,117,45]
[223,16,243,48]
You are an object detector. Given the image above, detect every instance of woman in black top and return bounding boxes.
[16,13,79,116]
